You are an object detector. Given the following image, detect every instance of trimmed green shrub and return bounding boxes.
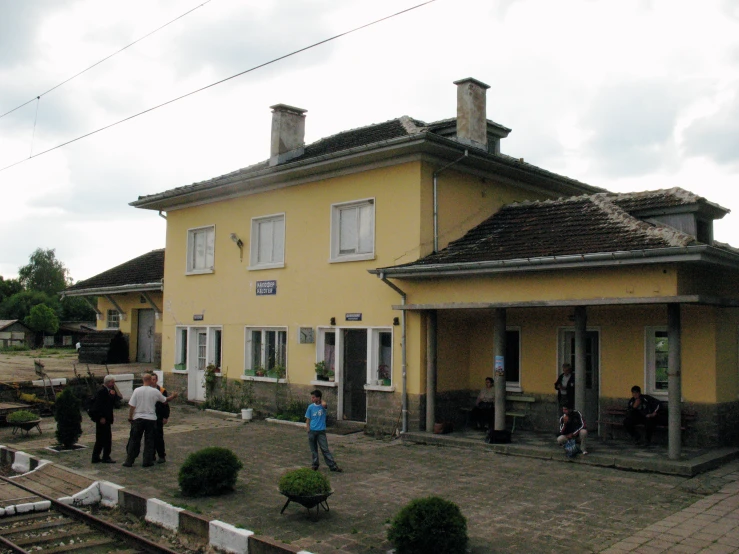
[54,387,82,448]
[279,468,331,497]
[7,410,39,423]
[387,496,468,554]
[178,447,243,497]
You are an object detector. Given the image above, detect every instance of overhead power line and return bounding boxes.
[0,0,212,121]
[0,0,438,175]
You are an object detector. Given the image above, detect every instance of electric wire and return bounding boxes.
[29,97,40,157]
[0,0,438,174]
[0,0,212,121]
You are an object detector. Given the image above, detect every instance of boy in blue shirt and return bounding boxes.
[305,390,342,472]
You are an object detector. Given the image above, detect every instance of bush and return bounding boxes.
[7,410,38,423]
[387,496,468,554]
[278,468,331,497]
[178,447,243,497]
[54,387,82,448]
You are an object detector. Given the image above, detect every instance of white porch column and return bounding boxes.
[668,303,682,460]
[425,310,437,433]
[493,308,507,431]
[574,306,587,413]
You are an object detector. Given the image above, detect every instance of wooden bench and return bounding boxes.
[598,406,696,441]
[460,394,536,433]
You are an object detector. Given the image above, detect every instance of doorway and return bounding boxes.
[188,328,207,402]
[342,329,367,422]
[559,329,600,431]
[136,309,155,363]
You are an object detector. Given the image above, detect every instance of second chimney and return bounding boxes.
[270,104,307,166]
[453,78,490,150]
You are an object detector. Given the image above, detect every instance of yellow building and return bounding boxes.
[131,78,739,451]
[64,249,164,365]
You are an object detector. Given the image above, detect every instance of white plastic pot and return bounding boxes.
[242,408,254,421]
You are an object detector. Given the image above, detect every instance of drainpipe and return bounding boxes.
[158,210,167,220]
[378,272,408,433]
[433,150,468,253]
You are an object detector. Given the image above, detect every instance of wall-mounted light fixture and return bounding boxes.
[393,317,400,326]
[230,233,244,261]
[330,317,336,326]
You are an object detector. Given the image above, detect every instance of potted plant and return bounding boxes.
[378,364,391,386]
[278,468,333,517]
[327,369,335,382]
[314,361,328,381]
[8,409,41,436]
[254,365,266,377]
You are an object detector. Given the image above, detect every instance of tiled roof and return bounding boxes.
[392,189,707,268]
[0,319,23,331]
[133,116,595,206]
[607,187,727,215]
[66,249,164,292]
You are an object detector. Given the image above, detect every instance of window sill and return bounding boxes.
[364,384,395,392]
[241,375,287,383]
[186,269,214,275]
[329,253,375,264]
[248,262,285,271]
[506,385,522,393]
[310,380,338,387]
[171,369,188,374]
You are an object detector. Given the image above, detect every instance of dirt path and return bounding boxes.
[0,349,155,382]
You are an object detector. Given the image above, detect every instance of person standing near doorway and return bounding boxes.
[554,363,575,412]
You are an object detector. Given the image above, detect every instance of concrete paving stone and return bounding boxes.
[665,545,699,554]
[679,536,714,549]
[717,534,739,548]
[701,544,737,554]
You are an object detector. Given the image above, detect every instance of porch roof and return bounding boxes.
[64,249,164,297]
[392,294,739,311]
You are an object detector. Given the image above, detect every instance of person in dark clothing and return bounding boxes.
[556,406,588,455]
[554,363,575,411]
[149,373,170,464]
[90,375,120,464]
[624,385,661,445]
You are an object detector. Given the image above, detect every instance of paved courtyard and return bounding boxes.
[3,405,739,553]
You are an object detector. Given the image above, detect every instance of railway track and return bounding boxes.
[0,475,183,554]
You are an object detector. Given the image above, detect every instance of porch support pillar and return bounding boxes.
[668,303,682,460]
[574,306,587,413]
[425,310,437,433]
[493,308,507,431]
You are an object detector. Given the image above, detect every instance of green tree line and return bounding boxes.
[0,248,96,344]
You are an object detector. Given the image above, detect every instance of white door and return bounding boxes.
[188,329,207,401]
[136,309,155,363]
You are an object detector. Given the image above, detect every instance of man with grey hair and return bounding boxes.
[90,374,120,464]
[123,373,178,467]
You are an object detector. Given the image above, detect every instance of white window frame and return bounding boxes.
[645,326,669,399]
[244,326,288,379]
[173,325,222,372]
[370,328,393,385]
[330,198,375,263]
[186,225,215,274]
[106,310,119,329]
[316,328,337,382]
[249,213,285,270]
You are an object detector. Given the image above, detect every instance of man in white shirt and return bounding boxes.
[122,373,178,467]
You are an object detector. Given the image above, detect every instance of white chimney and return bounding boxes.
[269,104,307,166]
[453,78,490,150]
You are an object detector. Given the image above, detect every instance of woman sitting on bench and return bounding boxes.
[471,377,495,429]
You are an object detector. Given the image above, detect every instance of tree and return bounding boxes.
[25,304,60,336]
[0,276,22,304]
[0,290,58,321]
[18,248,70,294]
[60,295,96,321]
[54,388,82,449]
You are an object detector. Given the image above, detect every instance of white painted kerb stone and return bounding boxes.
[209,520,253,554]
[72,482,102,506]
[99,481,124,508]
[146,498,183,531]
[11,451,31,473]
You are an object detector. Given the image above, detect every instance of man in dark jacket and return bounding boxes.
[554,363,575,411]
[90,375,119,464]
[556,406,588,455]
[150,373,170,464]
[624,385,661,445]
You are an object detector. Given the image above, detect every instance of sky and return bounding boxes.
[1,0,738,283]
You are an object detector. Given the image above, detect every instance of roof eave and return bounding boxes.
[131,133,603,212]
[63,282,164,297]
[371,245,739,279]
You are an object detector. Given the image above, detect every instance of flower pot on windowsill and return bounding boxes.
[382,379,391,386]
[316,374,328,382]
[174,363,186,371]
[244,369,256,377]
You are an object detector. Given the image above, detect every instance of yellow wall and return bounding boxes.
[96,292,163,361]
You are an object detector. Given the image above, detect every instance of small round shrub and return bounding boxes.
[7,410,39,423]
[278,468,331,497]
[387,496,468,554]
[54,387,82,448]
[178,447,243,497]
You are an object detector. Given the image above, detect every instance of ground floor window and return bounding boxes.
[505,328,521,391]
[245,327,287,378]
[372,329,393,385]
[106,310,119,329]
[174,325,222,372]
[646,326,669,397]
[317,329,336,380]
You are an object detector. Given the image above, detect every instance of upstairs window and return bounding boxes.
[250,214,285,269]
[331,199,374,262]
[106,310,119,329]
[187,225,215,274]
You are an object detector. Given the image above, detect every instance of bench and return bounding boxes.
[460,394,536,433]
[598,406,696,441]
